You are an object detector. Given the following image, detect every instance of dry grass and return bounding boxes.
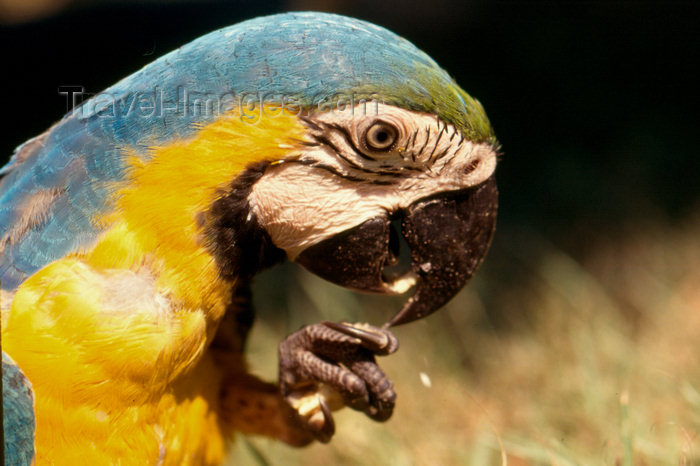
[227,214,700,465]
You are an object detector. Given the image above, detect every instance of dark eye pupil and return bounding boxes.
[365,122,397,151]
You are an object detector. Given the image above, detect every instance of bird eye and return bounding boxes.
[364,121,398,151]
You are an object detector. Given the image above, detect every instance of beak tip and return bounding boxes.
[386,176,498,327]
[296,176,497,329]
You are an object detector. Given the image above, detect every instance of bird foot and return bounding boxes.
[278,321,399,443]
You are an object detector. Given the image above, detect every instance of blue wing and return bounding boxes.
[3,352,35,466]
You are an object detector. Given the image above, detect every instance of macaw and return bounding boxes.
[1,11,498,465]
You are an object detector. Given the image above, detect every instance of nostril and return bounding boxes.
[463,158,480,175]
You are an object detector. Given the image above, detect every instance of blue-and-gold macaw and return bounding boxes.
[1,12,498,464]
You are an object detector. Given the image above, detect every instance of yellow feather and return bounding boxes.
[2,108,307,464]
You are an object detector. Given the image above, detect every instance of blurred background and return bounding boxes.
[2,1,699,464]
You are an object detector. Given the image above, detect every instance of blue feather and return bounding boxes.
[0,12,491,291]
[2,352,35,466]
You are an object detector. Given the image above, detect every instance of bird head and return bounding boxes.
[33,12,500,326]
[190,12,499,326]
[246,106,497,326]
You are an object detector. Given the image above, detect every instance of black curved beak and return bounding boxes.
[294,175,498,327]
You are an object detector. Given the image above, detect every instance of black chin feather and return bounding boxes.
[203,160,286,281]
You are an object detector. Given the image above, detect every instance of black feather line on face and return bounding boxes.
[287,159,393,184]
[418,126,431,156]
[202,160,286,281]
[310,133,408,179]
[428,124,447,165]
[408,129,419,162]
[326,122,376,161]
[449,126,458,142]
[313,134,372,173]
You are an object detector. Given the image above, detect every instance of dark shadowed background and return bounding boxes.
[2,1,700,464]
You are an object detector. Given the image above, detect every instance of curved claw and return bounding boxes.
[278,321,398,442]
[282,386,341,444]
[388,176,498,326]
[307,397,335,443]
[321,321,399,355]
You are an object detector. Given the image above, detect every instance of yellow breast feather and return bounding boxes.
[2,107,307,464]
